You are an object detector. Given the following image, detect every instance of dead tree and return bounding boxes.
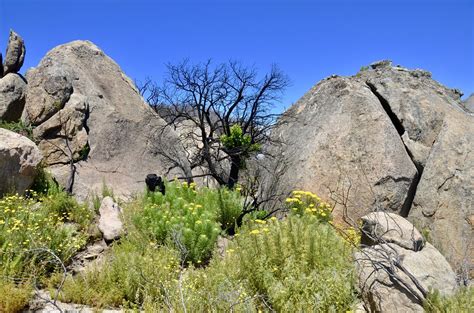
[137,60,289,190]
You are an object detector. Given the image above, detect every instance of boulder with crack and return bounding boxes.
[265,61,473,274]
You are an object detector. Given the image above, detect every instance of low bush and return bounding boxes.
[0,189,92,279]
[0,279,32,313]
[55,236,180,308]
[132,181,242,264]
[59,190,357,311]
[423,286,473,313]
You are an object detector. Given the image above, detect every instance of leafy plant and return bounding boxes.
[132,181,243,264]
[0,120,35,140]
[423,287,473,313]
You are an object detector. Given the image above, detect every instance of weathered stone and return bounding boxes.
[32,93,89,165]
[0,128,42,196]
[355,242,457,312]
[22,68,73,125]
[361,212,424,251]
[266,63,473,275]
[3,30,25,75]
[25,41,190,201]
[265,76,417,222]
[0,73,26,122]
[98,196,124,242]
[463,93,474,113]
[409,113,474,277]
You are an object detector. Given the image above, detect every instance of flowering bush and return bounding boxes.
[285,190,333,222]
[0,190,92,278]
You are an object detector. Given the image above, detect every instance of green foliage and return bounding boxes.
[0,190,92,279]
[60,208,357,311]
[0,279,32,313]
[132,181,242,264]
[0,120,35,140]
[221,215,357,311]
[91,181,116,212]
[359,65,370,72]
[423,287,474,313]
[55,236,180,308]
[29,167,57,196]
[220,124,261,157]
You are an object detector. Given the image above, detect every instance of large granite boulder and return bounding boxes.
[3,30,25,75]
[266,75,418,221]
[0,128,43,196]
[355,212,457,312]
[22,41,190,201]
[266,62,473,274]
[0,73,26,122]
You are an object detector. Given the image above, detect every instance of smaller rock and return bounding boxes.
[0,73,27,122]
[98,196,124,242]
[22,69,73,126]
[360,212,425,251]
[3,30,25,75]
[0,128,43,197]
[370,60,392,69]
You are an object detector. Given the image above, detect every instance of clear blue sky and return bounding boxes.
[1,0,473,111]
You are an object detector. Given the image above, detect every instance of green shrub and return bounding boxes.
[423,286,473,313]
[0,190,92,279]
[56,236,180,309]
[221,215,357,311]
[52,187,357,311]
[132,181,242,264]
[0,279,32,313]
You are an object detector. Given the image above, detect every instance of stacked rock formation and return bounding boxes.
[0,30,27,122]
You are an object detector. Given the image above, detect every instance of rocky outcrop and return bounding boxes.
[0,73,26,121]
[98,197,124,242]
[266,75,418,221]
[23,41,190,200]
[0,128,42,196]
[3,30,25,76]
[355,212,457,312]
[267,61,473,273]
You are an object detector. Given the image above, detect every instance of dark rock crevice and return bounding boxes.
[366,81,423,217]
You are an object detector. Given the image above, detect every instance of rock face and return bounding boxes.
[355,213,457,312]
[3,30,25,75]
[98,197,124,242]
[266,75,418,220]
[463,93,474,112]
[267,61,473,273]
[0,128,42,196]
[22,41,190,200]
[0,73,26,121]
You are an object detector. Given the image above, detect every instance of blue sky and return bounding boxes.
[1,0,472,111]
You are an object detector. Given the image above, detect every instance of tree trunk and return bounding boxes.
[227,155,241,189]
